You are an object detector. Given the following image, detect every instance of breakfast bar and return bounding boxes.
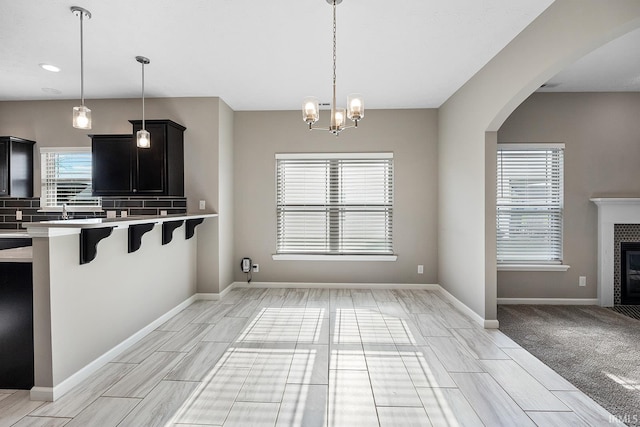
[23,213,217,401]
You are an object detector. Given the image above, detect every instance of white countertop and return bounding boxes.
[0,246,33,263]
[0,231,31,238]
[24,213,218,230]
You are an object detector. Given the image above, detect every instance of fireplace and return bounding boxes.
[621,242,640,305]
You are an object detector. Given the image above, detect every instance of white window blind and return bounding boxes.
[276,153,394,255]
[497,144,564,264]
[41,148,101,209]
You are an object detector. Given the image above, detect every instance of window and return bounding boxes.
[497,143,564,264]
[40,147,101,210]
[275,153,394,258]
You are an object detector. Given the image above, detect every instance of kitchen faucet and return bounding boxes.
[61,204,69,220]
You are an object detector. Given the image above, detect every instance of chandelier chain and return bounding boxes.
[332,0,337,86]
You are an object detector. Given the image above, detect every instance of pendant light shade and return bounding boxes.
[71,6,92,130]
[136,56,151,149]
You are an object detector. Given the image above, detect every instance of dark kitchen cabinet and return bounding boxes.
[0,262,34,389]
[91,134,134,195]
[91,120,186,196]
[0,137,35,197]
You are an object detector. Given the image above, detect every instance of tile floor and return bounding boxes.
[0,288,620,426]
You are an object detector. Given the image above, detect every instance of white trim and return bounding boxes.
[483,320,500,328]
[39,146,91,154]
[272,254,397,262]
[196,284,237,301]
[498,264,570,272]
[232,281,439,290]
[30,294,198,401]
[437,286,499,329]
[30,387,54,402]
[26,227,80,238]
[498,143,565,150]
[497,298,599,305]
[275,152,393,160]
[231,281,499,328]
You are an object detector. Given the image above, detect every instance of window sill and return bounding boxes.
[272,254,398,262]
[498,264,570,272]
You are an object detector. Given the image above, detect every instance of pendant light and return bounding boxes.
[71,6,92,129]
[136,56,151,149]
[302,0,364,136]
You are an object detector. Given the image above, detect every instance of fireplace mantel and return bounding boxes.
[590,198,640,306]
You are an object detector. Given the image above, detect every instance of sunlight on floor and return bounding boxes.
[167,305,457,426]
[604,371,640,391]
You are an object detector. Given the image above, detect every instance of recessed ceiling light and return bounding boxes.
[42,87,62,94]
[39,63,61,73]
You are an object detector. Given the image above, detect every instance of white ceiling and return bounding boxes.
[5,0,637,112]
[539,26,640,93]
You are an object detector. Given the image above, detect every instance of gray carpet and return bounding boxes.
[498,305,640,426]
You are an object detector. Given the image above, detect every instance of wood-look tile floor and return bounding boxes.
[0,288,619,426]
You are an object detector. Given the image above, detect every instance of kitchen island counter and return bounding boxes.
[25,212,217,231]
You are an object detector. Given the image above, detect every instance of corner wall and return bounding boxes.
[438,0,640,322]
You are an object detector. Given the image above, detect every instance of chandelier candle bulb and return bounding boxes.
[347,94,364,121]
[334,108,345,128]
[302,97,319,124]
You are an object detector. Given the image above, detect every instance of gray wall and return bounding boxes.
[497,92,640,299]
[233,109,438,284]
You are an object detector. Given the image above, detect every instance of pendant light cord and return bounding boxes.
[141,61,145,130]
[79,11,85,106]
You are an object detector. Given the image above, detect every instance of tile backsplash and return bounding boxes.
[0,197,187,230]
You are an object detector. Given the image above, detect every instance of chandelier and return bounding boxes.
[302,0,363,136]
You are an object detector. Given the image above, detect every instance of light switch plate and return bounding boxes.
[199,200,206,210]
[16,210,22,221]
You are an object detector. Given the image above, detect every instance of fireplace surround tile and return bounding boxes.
[613,224,640,305]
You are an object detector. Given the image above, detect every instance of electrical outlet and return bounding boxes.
[160,210,168,216]
[252,263,259,273]
[579,276,586,287]
[418,265,424,274]
[199,200,206,210]
[106,211,116,218]
[16,210,22,221]
[120,211,128,218]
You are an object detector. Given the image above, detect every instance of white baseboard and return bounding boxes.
[231,281,440,290]
[437,287,499,329]
[31,294,199,402]
[497,298,599,305]
[232,281,498,328]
